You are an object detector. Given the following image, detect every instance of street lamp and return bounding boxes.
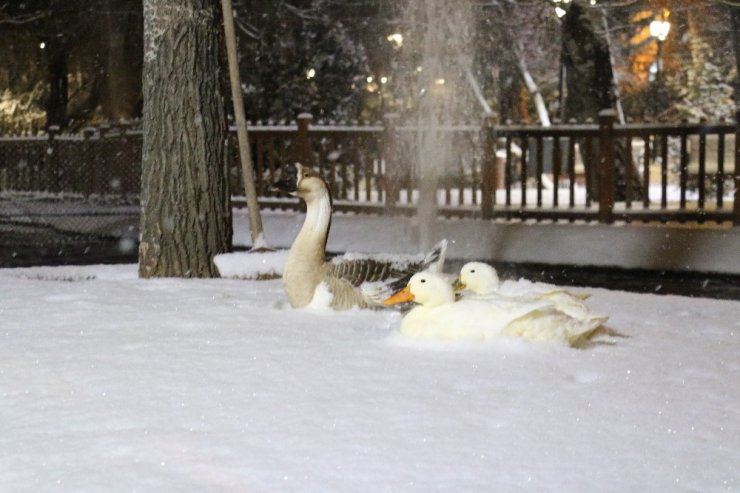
[386,33,403,48]
[649,16,671,81]
[648,12,670,119]
[553,0,571,18]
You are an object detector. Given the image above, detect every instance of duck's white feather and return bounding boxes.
[400,297,553,341]
[390,271,605,346]
[458,262,605,324]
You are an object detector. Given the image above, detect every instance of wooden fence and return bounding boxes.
[1,111,738,226]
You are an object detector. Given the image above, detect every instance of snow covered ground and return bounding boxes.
[1,261,739,492]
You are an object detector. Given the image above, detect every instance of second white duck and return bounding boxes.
[456,262,603,322]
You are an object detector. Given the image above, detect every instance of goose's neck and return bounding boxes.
[291,192,332,261]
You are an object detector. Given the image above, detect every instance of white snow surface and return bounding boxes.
[1,262,739,492]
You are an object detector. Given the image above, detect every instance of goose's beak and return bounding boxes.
[270,179,297,195]
[452,277,466,291]
[272,176,297,195]
[272,164,299,194]
[383,286,414,305]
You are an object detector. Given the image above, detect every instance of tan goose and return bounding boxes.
[274,163,447,310]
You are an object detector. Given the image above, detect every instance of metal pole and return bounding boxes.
[653,39,663,119]
[221,0,267,249]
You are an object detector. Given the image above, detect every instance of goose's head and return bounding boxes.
[274,163,329,202]
[383,271,455,308]
[456,262,500,294]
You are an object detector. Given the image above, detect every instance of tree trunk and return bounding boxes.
[101,0,142,120]
[732,4,740,113]
[139,0,232,278]
[515,41,551,126]
[561,2,614,121]
[45,40,68,129]
[496,64,520,123]
[561,1,640,201]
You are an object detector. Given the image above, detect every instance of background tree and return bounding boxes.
[663,1,736,120]
[559,0,641,201]
[561,1,616,122]
[726,1,740,112]
[2,0,736,131]
[138,0,232,278]
[232,0,370,122]
[732,2,740,112]
[0,0,142,132]
[478,1,560,125]
[99,0,144,121]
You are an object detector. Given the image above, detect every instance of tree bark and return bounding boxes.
[561,1,640,201]
[496,64,520,123]
[561,2,614,121]
[45,39,68,129]
[101,0,142,120]
[515,40,551,126]
[733,4,740,113]
[139,0,232,278]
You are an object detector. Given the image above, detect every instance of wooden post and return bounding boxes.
[118,120,131,194]
[221,0,266,248]
[383,113,400,211]
[82,127,95,195]
[46,125,60,192]
[481,112,498,219]
[597,109,616,224]
[733,110,740,226]
[95,124,110,196]
[296,113,313,166]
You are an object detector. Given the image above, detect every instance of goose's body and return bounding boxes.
[385,272,604,346]
[457,262,602,323]
[277,163,446,310]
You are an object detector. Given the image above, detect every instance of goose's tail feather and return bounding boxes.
[424,239,448,274]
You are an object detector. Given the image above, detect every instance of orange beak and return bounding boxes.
[383,286,415,305]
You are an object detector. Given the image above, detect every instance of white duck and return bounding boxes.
[384,271,604,346]
[456,262,601,322]
[274,163,447,310]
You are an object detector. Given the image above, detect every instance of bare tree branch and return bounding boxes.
[0,12,45,25]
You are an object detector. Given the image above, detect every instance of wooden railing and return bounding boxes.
[1,111,738,226]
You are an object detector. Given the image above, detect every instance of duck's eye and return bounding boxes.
[470,269,475,273]
[420,279,426,283]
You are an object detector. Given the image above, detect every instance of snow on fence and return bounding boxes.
[0,112,738,245]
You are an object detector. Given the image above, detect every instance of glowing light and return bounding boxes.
[555,6,566,18]
[434,78,446,86]
[39,42,46,49]
[366,76,374,83]
[380,76,388,84]
[386,33,403,47]
[649,19,671,41]
[306,68,316,79]
[416,66,423,73]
